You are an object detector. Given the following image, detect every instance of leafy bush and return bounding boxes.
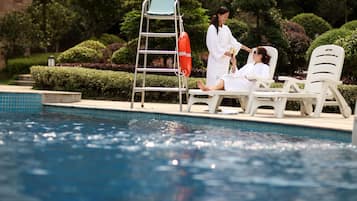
[96,33,125,46]
[306,28,352,58]
[291,13,332,39]
[30,66,357,110]
[282,21,311,74]
[341,20,357,31]
[5,53,59,75]
[102,42,126,63]
[75,40,106,52]
[31,66,199,102]
[335,30,357,77]
[111,47,131,65]
[57,47,102,63]
[111,38,138,64]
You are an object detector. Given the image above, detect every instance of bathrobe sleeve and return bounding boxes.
[227,26,242,55]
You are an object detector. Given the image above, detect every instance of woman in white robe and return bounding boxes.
[206,6,251,86]
[198,47,271,91]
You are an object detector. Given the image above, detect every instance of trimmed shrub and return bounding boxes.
[31,66,200,102]
[111,38,138,64]
[75,40,106,52]
[335,30,357,77]
[5,53,59,75]
[96,33,125,46]
[102,42,126,63]
[111,47,131,65]
[306,28,352,58]
[291,13,332,39]
[57,40,106,63]
[341,20,357,31]
[57,47,102,63]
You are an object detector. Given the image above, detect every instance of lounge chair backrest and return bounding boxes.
[305,45,345,94]
[147,0,176,15]
[246,46,278,79]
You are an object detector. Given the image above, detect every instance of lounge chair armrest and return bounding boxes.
[254,79,275,88]
[278,76,306,84]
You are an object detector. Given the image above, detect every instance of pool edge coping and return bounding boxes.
[43,103,352,134]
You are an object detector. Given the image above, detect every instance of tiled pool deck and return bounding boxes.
[1,85,354,132]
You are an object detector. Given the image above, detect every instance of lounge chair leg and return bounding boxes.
[275,97,287,118]
[329,85,352,118]
[208,95,222,114]
[187,95,193,112]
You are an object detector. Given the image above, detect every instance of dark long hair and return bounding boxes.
[210,6,229,34]
[256,47,271,65]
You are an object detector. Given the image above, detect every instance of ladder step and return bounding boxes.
[137,68,179,73]
[141,32,176,38]
[134,87,187,92]
[138,50,177,55]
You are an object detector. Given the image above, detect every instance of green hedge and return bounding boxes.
[31,66,200,102]
[31,66,357,111]
[5,53,59,75]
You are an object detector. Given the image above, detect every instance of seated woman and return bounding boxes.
[198,47,271,91]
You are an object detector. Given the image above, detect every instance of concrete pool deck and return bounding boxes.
[1,85,354,132]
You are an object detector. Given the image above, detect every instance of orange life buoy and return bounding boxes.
[178,32,192,77]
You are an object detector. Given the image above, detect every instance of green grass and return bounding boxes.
[6,53,60,75]
[0,72,14,84]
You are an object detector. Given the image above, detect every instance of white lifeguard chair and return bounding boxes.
[130,0,188,111]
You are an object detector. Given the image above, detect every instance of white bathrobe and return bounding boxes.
[221,62,270,91]
[206,24,242,86]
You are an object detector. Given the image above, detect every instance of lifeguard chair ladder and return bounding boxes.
[130,0,188,112]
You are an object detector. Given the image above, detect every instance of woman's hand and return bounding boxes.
[224,51,233,57]
[230,57,237,73]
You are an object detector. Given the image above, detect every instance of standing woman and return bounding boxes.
[206,6,251,86]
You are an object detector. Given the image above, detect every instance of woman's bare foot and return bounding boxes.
[197,80,210,91]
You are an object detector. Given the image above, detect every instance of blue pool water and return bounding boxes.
[0,107,356,201]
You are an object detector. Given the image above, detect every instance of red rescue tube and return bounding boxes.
[178,32,192,77]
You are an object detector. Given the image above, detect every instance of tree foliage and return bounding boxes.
[0,11,36,57]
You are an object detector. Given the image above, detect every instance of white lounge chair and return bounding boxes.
[187,46,278,113]
[250,44,352,118]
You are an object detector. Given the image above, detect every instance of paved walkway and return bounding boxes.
[1,85,355,132]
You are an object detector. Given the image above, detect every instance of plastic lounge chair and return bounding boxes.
[250,44,352,118]
[187,46,278,114]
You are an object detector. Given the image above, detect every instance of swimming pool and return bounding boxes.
[0,106,356,201]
